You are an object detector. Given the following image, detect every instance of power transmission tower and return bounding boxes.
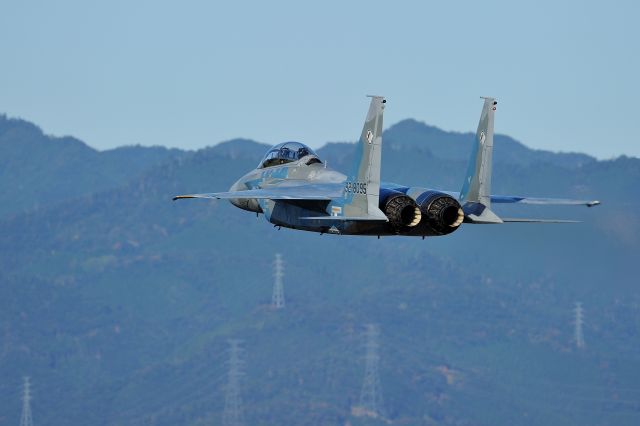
[20,377,34,426]
[356,324,385,419]
[223,339,245,426]
[574,302,585,349]
[271,253,285,309]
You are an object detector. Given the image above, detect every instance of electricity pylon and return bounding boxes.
[20,376,34,426]
[574,302,585,349]
[223,339,245,426]
[357,324,385,418]
[271,253,285,309]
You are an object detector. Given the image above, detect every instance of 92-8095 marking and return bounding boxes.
[345,181,367,194]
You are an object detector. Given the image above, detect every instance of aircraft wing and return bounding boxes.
[173,182,344,201]
[489,195,600,207]
[500,218,580,223]
[438,191,600,223]
[441,191,600,208]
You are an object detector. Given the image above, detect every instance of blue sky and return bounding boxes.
[1,0,638,158]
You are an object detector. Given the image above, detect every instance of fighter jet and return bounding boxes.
[173,96,599,236]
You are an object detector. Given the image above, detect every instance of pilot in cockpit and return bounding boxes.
[259,142,320,168]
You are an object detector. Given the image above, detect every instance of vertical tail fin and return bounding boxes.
[459,97,502,223]
[342,96,387,219]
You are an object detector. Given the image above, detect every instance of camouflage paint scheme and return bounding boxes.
[174,96,599,237]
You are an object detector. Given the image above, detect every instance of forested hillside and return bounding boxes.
[0,115,638,425]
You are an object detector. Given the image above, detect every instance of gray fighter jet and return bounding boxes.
[174,96,599,237]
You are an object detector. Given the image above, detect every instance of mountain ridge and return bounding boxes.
[1,113,621,160]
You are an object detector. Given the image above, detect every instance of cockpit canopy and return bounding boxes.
[259,141,321,168]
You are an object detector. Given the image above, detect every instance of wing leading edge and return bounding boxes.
[173,182,344,201]
[501,218,581,223]
[441,191,600,208]
[490,195,600,207]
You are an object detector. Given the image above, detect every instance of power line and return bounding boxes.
[354,323,385,419]
[272,253,285,309]
[574,302,585,349]
[222,339,245,426]
[19,377,34,426]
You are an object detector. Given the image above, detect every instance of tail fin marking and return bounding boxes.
[342,96,387,220]
[460,97,496,207]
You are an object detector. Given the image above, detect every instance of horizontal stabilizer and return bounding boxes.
[462,202,503,224]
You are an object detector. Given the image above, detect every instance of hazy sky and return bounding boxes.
[1,0,638,158]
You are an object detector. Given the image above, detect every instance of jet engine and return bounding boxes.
[415,191,464,235]
[380,190,422,229]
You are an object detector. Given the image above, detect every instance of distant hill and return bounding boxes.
[0,114,639,426]
[383,119,596,168]
[0,115,186,218]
